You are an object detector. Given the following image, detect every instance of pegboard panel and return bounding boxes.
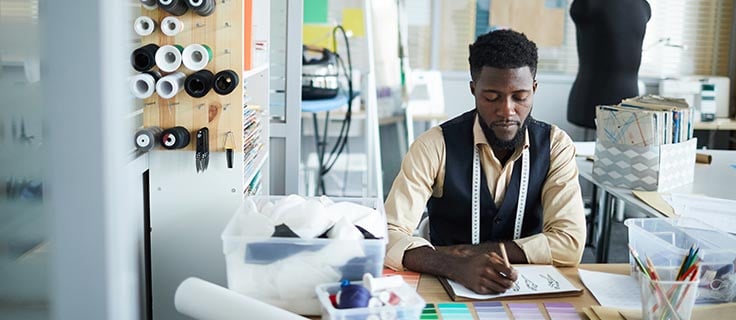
[137,0,243,152]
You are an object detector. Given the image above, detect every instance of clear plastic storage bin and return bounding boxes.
[315,281,425,320]
[221,196,387,315]
[625,217,736,303]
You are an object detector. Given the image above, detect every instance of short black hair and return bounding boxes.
[468,29,538,81]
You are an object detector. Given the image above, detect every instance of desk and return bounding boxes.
[308,264,627,319]
[577,149,736,262]
[417,264,628,310]
[693,118,736,149]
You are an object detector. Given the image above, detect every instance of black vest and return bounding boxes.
[426,110,551,246]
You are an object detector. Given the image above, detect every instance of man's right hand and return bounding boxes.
[449,252,518,294]
[403,246,518,294]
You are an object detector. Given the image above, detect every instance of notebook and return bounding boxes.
[438,265,583,301]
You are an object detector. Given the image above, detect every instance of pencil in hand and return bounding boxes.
[499,242,511,268]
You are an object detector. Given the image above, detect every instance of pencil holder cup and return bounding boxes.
[640,271,699,320]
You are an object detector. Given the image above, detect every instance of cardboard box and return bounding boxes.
[592,139,696,191]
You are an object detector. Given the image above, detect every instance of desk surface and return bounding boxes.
[693,118,736,130]
[576,149,736,218]
[417,263,628,310]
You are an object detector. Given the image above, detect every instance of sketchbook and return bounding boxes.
[438,265,583,301]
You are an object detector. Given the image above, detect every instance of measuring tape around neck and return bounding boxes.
[471,147,530,244]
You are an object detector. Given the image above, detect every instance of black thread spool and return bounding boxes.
[140,0,157,8]
[188,0,215,16]
[135,126,163,152]
[161,126,191,149]
[213,69,239,95]
[185,70,215,98]
[131,43,159,72]
[158,0,188,16]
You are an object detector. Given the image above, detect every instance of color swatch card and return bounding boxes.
[473,301,511,320]
[444,266,582,300]
[437,303,473,320]
[507,303,545,320]
[543,302,580,320]
[383,268,421,290]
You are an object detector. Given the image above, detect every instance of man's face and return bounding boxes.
[470,66,536,148]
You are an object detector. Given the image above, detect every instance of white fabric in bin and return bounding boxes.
[221,195,387,315]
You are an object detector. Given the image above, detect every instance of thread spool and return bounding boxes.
[161,16,184,36]
[185,70,215,98]
[131,43,159,72]
[337,283,371,309]
[135,126,163,152]
[129,71,160,99]
[134,16,156,36]
[363,274,404,294]
[161,126,191,149]
[158,0,188,16]
[188,0,216,16]
[139,0,157,10]
[155,45,183,72]
[213,69,239,95]
[156,72,186,99]
[182,44,212,71]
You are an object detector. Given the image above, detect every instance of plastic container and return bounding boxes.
[315,281,425,320]
[221,196,387,315]
[640,267,699,320]
[625,217,736,303]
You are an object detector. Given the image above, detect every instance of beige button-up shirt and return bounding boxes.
[384,115,586,270]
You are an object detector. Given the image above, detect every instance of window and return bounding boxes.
[404,0,734,77]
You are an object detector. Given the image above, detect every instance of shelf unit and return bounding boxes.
[146,1,272,319]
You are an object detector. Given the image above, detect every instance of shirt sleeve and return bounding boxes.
[384,127,444,271]
[513,126,586,266]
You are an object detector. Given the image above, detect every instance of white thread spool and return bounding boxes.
[129,73,157,99]
[161,16,183,36]
[182,44,211,71]
[156,72,185,99]
[155,45,182,72]
[134,16,156,36]
[362,274,404,294]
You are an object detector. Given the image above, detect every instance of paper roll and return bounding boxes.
[174,277,308,320]
[696,153,712,164]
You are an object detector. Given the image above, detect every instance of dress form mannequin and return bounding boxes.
[567,0,651,130]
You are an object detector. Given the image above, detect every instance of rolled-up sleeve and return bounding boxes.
[514,127,586,266]
[384,128,444,270]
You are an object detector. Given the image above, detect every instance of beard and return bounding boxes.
[480,116,531,151]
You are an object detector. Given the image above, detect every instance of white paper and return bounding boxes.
[448,266,580,300]
[665,193,736,234]
[578,269,641,310]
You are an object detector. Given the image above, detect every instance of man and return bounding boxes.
[384,29,586,294]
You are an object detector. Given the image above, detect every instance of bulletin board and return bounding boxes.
[489,0,566,47]
[137,0,243,152]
